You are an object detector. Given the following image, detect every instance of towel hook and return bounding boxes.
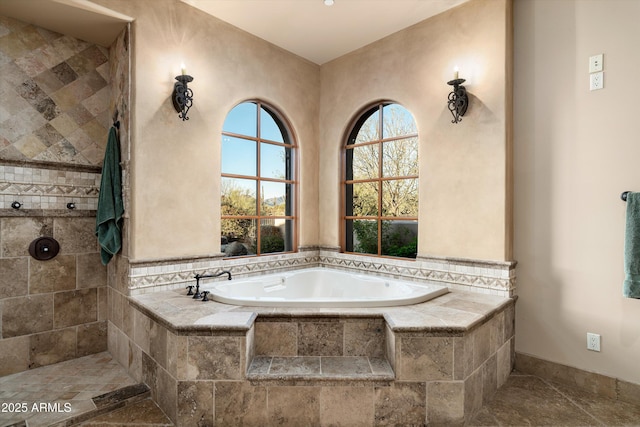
[621,191,630,202]
[112,109,120,129]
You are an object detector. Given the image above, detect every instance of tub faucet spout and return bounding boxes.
[194,270,232,287]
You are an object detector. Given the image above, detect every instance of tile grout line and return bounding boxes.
[538,376,607,427]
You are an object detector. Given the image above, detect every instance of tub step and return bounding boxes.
[246,356,394,384]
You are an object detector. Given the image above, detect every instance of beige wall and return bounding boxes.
[97,0,511,262]
[514,0,640,384]
[95,0,320,261]
[319,0,512,261]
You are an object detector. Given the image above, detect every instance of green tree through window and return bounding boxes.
[344,103,418,258]
[221,101,296,256]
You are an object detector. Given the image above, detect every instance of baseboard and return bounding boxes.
[515,352,640,406]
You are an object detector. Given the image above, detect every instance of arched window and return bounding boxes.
[343,102,418,258]
[221,101,296,257]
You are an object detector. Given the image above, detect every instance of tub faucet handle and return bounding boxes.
[201,291,210,302]
[186,285,194,296]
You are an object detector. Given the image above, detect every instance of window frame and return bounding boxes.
[221,100,298,257]
[341,102,419,258]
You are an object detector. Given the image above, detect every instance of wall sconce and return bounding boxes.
[172,64,194,121]
[447,67,468,124]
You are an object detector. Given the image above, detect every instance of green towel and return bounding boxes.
[96,126,124,265]
[624,192,640,298]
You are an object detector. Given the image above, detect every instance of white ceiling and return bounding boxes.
[181,0,470,64]
[0,0,469,64]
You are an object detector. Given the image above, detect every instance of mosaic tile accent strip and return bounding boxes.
[0,164,100,210]
[127,250,516,296]
[128,252,319,293]
[0,17,110,166]
[320,251,516,296]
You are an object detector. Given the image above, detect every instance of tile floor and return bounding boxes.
[0,352,170,427]
[2,353,640,426]
[470,372,640,426]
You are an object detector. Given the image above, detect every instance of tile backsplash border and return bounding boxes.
[0,161,100,211]
[128,249,516,297]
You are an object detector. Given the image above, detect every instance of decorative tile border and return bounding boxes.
[128,249,516,297]
[0,164,100,211]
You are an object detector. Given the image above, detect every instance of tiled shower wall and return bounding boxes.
[0,213,107,377]
[0,16,128,377]
[0,16,111,165]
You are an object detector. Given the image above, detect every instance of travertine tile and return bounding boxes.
[618,379,640,406]
[515,352,617,399]
[374,382,426,426]
[0,335,30,376]
[166,330,188,379]
[397,336,453,381]
[268,386,321,426]
[255,321,297,356]
[133,306,150,354]
[76,253,107,288]
[320,386,374,427]
[0,257,28,299]
[464,366,483,419]
[80,398,172,426]
[149,320,168,369]
[298,320,343,356]
[321,356,372,377]
[550,379,640,426]
[29,327,76,368]
[2,293,53,337]
[215,381,267,426]
[155,366,177,423]
[270,356,321,376]
[472,322,492,371]
[496,340,511,388]
[77,321,107,357]
[30,254,76,293]
[470,375,598,426]
[186,336,244,380]
[0,217,53,257]
[482,354,498,405]
[54,217,97,254]
[344,318,385,357]
[177,380,213,426]
[141,352,157,397]
[427,381,465,425]
[454,335,474,380]
[53,288,97,328]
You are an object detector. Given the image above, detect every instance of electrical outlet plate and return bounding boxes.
[590,72,604,91]
[587,333,601,352]
[589,54,603,73]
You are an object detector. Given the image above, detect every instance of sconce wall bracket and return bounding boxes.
[447,78,468,124]
[172,75,194,121]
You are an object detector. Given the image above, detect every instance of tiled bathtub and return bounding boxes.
[108,285,515,426]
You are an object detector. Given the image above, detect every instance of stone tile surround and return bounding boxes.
[107,285,516,426]
[127,249,516,297]
[0,214,108,377]
[0,161,100,211]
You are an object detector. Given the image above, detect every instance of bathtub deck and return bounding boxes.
[123,287,515,425]
[129,287,511,334]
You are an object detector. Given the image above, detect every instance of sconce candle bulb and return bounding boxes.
[446,70,468,124]
[172,66,194,120]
